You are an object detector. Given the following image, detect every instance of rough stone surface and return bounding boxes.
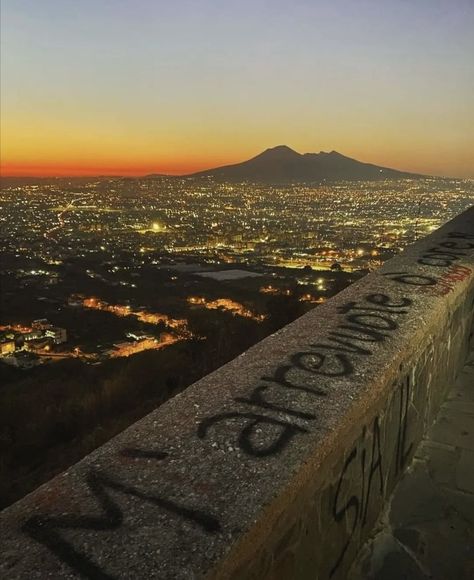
[0,207,473,579]
[349,348,474,580]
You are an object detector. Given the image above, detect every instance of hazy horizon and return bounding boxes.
[1,145,472,182]
[0,145,460,180]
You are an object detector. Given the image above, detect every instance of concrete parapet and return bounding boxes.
[1,207,474,579]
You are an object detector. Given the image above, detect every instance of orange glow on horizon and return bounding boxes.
[2,149,472,179]
[0,159,230,178]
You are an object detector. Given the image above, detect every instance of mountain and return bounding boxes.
[187,146,424,182]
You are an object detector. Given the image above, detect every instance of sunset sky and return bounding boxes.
[1,0,473,178]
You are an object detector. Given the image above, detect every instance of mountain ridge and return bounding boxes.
[184,145,426,182]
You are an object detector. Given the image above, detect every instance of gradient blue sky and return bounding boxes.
[1,0,473,176]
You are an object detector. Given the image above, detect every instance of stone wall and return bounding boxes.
[1,207,473,580]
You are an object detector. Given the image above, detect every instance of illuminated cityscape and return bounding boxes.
[1,175,472,368]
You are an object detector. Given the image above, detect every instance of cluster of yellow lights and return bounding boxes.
[109,334,179,358]
[188,296,266,321]
[82,297,188,331]
[0,324,33,333]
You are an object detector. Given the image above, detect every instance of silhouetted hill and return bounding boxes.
[187,145,425,182]
[143,173,170,178]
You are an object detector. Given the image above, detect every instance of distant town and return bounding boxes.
[1,175,472,370]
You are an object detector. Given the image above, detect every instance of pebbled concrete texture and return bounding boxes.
[349,349,474,580]
[0,207,473,580]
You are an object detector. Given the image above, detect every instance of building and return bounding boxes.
[44,326,67,344]
[23,320,68,345]
[0,339,16,357]
[31,319,51,330]
[23,329,44,341]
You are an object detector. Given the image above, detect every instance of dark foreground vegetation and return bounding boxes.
[0,290,341,509]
